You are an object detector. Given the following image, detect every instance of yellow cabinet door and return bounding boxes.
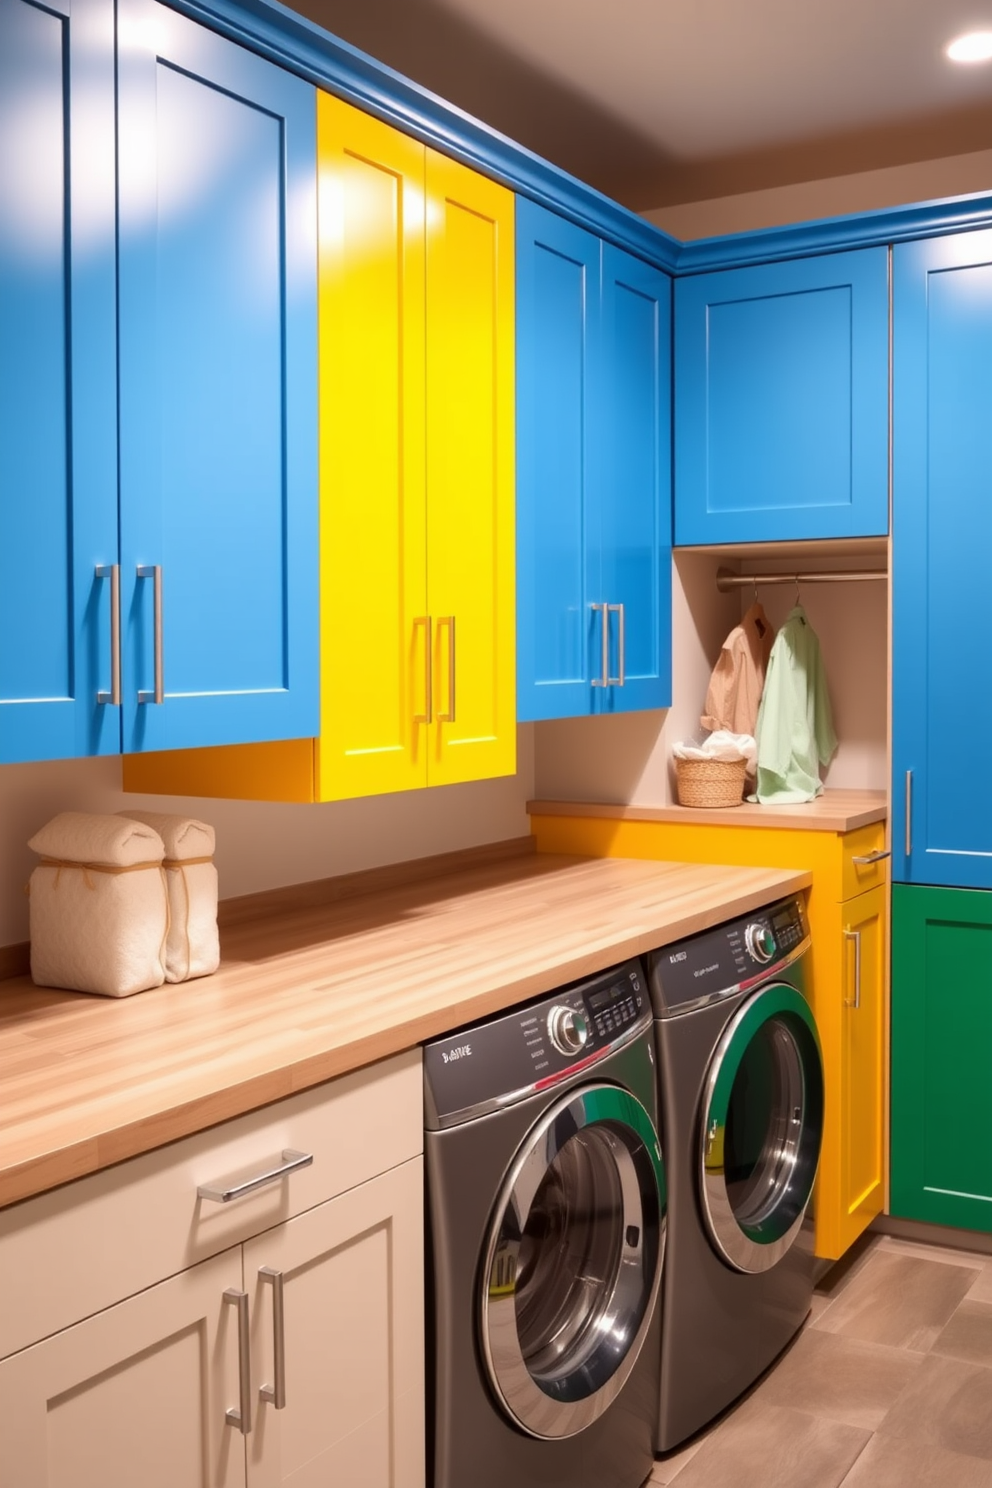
[816,884,886,1259]
[424,151,516,787]
[123,110,515,804]
[315,95,429,801]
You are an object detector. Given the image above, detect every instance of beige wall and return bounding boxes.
[0,735,535,948]
[643,146,992,241]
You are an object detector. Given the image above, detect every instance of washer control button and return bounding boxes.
[547,1005,590,1056]
[745,923,777,964]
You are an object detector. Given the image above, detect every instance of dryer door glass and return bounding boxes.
[700,982,824,1273]
[480,1083,665,1440]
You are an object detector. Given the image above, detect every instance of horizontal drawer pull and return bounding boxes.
[851,849,890,866]
[198,1149,313,1204]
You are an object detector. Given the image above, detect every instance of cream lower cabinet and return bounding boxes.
[0,1053,424,1488]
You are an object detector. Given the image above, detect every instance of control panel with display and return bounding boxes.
[424,960,650,1126]
[646,895,808,1017]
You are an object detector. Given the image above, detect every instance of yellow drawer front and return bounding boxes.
[839,821,888,901]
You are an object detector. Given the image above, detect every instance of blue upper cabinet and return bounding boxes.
[674,249,889,545]
[0,0,119,764]
[117,0,318,754]
[516,200,671,721]
[891,232,992,891]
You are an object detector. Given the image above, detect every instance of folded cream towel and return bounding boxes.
[27,813,168,998]
[118,811,220,983]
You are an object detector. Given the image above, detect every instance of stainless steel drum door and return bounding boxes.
[700,984,824,1274]
[480,1083,666,1440]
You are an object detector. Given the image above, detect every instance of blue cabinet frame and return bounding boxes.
[516,200,671,722]
[674,249,889,546]
[892,231,992,890]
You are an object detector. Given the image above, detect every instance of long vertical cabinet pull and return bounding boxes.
[905,770,913,859]
[436,616,456,722]
[843,928,862,1009]
[414,616,433,725]
[591,604,609,687]
[259,1267,287,1409]
[608,602,626,686]
[224,1288,252,1435]
[95,565,122,706]
[136,564,164,704]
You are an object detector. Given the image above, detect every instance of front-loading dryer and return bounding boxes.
[424,959,665,1488]
[646,893,824,1453]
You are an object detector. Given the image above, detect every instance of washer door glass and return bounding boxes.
[480,1083,666,1440]
[700,983,824,1274]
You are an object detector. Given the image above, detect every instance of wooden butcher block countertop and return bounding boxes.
[0,840,811,1208]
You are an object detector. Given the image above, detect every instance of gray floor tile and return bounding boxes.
[967,1263,992,1306]
[648,1433,705,1484]
[934,1300,992,1368]
[813,1250,976,1351]
[751,1328,923,1430]
[656,1399,869,1488]
[839,1434,992,1488]
[876,1353,992,1461]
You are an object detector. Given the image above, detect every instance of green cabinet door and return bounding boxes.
[891,885,992,1230]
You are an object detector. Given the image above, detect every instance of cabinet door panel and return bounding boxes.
[0,1248,245,1488]
[891,885,992,1229]
[425,151,515,785]
[315,94,428,800]
[675,248,889,544]
[245,1158,424,1488]
[838,885,885,1252]
[893,233,992,889]
[597,245,671,713]
[0,0,118,763]
[515,199,602,721]
[117,0,318,754]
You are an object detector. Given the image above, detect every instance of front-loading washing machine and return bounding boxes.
[645,892,824,1452]
[424,959,666,1488]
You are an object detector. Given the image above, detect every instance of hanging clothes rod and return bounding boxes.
[716,566,886,592]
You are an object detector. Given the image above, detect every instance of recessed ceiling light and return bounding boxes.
[946,30,992,62]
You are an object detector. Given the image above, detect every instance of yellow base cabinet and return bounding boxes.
[124,96,515,804]
[528,808,887,1260]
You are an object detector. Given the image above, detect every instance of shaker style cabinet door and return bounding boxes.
[674,248,889,545]
[117,0,318,755]
[890,885,992,1230]
[516,200,672,722]
[0,0,118,764]
[892,232,992,890]
[0,1248,246,1488]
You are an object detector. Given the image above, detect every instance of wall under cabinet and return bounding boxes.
[0,732,536,950]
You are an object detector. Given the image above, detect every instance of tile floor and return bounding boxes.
[645,1233,992,1487]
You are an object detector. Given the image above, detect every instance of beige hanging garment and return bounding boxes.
[701,601,774,738]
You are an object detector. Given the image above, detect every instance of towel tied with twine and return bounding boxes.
[117,812,220,983]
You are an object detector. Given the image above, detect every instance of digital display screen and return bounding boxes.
[588,984,621,1010]
[772,909,794,930]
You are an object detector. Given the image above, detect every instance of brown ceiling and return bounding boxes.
[296,0,992,210]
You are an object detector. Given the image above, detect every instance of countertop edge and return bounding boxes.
[527,793,888,833]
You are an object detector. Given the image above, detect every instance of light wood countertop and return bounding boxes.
[0,846,810,1209]
[529,789,888,834]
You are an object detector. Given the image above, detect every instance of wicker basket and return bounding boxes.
[675,756,747,809]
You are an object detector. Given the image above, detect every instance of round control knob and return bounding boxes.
[745,922,777,964]
[547,1005,590,1057]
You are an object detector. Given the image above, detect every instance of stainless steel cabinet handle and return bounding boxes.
[413,616,432,724]
[852,849,891,865]
[905,770,913,858]
[197,1149,313,1204]
[136,564,164,704]
[95,564,121,706]
[843,928,862,1010]
[607,602,625,686]
[224,1288,252,1435]
[259,1267,287,1409]
[591,603,608,687]
[437,615,456,722]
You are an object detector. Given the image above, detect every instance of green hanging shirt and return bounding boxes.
[753,605,837,804]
